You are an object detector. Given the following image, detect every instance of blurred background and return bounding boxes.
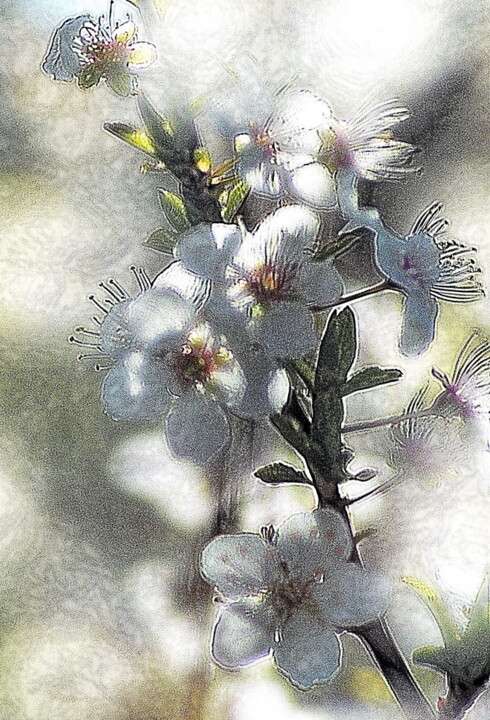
[0,0,489,718]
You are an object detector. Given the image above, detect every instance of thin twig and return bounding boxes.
[311,280,392,312]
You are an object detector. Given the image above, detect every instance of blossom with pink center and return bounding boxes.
[72,262,288,464]
[175,205,343,358]
[200,508,391,690]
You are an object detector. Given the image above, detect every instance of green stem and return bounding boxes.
[311,280,392,312]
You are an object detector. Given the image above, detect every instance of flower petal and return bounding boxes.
[42,15,91,82]
[297,261,344,307]
[253,302,316,359]
[237,143,284,197]
[211,601,274,669]
[230,345,289,418]
[166,392,231,463]
[273,605,341,690]
[400,293,438,357]
[112,20,136,43]
[127,42,157,69]
[128,287,195,352]
[314,563,392,628]
[270,90,332,152]
[250,203,320,262]
[276,508,352,579]
[152,260,211,310]
[102,352,173,420]
[287,162,337,209]
[200,534,272,597]
[174,224,241,282]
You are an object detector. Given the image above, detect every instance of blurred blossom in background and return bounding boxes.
[0,0,489,718]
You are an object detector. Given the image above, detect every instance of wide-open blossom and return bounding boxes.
[175,205,343,358]
[43,15,156,93]
[200,508,391,690]
[389,386,466,488]
[431,332,490,449]
[374,203,484,355]
[71,263,288,464]
[222,87,417,209]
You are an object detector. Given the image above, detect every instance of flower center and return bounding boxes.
[318,127,354,172]
[236,262,295,311]
[81,38,129,70]
[248,123,275,159]
[174,327,232,389]
[267,573,316,625]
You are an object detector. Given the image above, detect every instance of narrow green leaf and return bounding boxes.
[255,463,311,486]
[143,228,177,254]
[103,122,157,157]
[105,71,132,97]
[315,307,357,393]
[271,413,323,467]
[343,366,403,396]
[158,190,191,232]
[137,93,179,161]
[78,63,103,89]
[219,179,249,222]
[285,359,315,393]
[193,147,212,174]
[313,231,362,262]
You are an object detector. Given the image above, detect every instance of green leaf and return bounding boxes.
[285,359,315,394]
[255,463,311,486]
[137,93,179,161]
[103,123,158,157]
[143,228,177,254]
[193,147,212,174]
[219,179,249,222]
[270,413,323,467]
[78,63,103,90]
[343,366,403,396]
[158,190,191,232]
[105,71,133,97]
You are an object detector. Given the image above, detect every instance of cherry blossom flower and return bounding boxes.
[71,263,288,464]
[175,205,343,358]
[200,508,392,690]
[224,88,417,209]
[374,203,484,355]
[431,331,490,448]
[43,15,156,95]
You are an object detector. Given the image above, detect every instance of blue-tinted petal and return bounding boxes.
[200,533,272,597]
[102,352,173,420]
[273,605,341,690]
[277,508,352,579]
[335,167,382,234]
[174,225,241,282]
[253,302,316,359]
[400,293,438,356]
[211,601,274,669]
[165,392,231,463]
[297,261,344,307]
[375,231,440,294]
[42,15,91,82]
[314,563,392,628]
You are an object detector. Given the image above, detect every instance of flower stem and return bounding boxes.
[342,408,436,435]
[311,280,392,312]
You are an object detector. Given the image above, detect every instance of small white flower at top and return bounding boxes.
[200,508,392,690]
[175,204,343,358]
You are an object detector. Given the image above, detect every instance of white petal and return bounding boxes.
[128,287,194,352]
[200,534,273,597]
[250,204,320,262]
[314,563,392,628]
[270,90,332,151]
[112,20,136,43]
[127,42,157,70]
[277,508,352,579]
[253,302,316,359]
[152,260,211,310]
[174,224,241,282]
[230,345,289,418]
[288,163,337,209]
[99,298,134,358]
[166,392,231,463]
[274,604,341,690]
[102,352,173,420]
[211,601,273,669]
